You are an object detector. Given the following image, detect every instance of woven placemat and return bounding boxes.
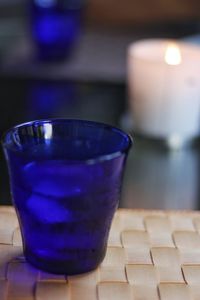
[1,206,200,300]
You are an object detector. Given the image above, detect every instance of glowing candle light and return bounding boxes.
[165,43,182,66]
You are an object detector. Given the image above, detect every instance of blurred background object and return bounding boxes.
[29,0,84,61]
[0,0,200,210]
[128,39,200,147]
[1,0,200,81]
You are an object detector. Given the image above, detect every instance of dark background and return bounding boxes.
[0,0,200,209]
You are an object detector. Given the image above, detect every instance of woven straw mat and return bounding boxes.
[1,206,200,299]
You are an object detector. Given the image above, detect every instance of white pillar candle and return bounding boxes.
[128,39,200,143]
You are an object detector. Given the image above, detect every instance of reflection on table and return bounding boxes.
[122,136,199,210]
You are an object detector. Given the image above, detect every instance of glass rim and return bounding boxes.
[2,118,133,164]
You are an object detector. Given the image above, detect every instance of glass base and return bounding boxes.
[25,246,106,275]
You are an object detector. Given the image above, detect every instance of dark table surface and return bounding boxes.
[0,76,199,210]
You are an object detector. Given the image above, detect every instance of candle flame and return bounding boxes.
[165,43,182,65]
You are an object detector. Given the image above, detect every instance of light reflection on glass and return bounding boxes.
[43,123,53,139]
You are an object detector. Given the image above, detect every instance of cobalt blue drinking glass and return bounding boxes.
[2,119,132,274]
[29,0,83,61]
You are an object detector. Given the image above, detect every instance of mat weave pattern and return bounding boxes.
[1,206,200,299]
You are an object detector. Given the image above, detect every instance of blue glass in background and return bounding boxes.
[29,0,84,61]
[3,119,132,274]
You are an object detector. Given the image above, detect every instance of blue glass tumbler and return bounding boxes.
[2,119,132,274]
[29,0,83,61]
